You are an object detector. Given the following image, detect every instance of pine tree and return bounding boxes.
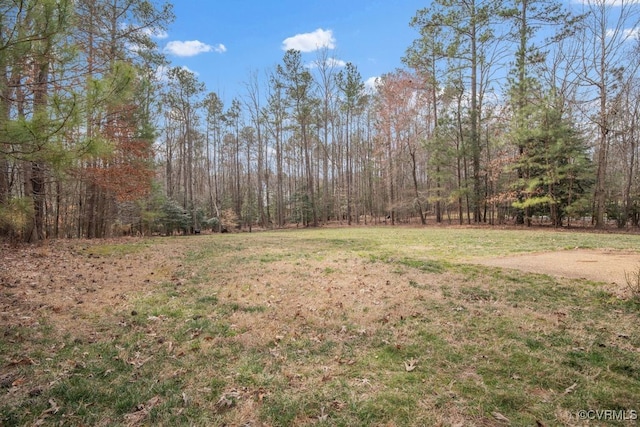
[512,98,594,226]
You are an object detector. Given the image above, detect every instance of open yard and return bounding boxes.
[1,227,639,426]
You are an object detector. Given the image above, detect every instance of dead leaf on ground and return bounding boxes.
[44,399,60,415]
[318,406,328,421]
[564,382,578,394]
[215,396,235,412]
[127,355,153,369]
[11,377,26,387]
[404,358,418,372]
[6,357,37,367]
[33,398,61,425]
[492,411,510,423]
[124,395,161,426]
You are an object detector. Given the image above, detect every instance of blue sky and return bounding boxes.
[154,1,640,106]
[157,1,428,103]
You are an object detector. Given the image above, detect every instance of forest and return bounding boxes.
[1,0,640,242]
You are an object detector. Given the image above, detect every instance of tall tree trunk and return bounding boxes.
[346,114,352,225]
[276,126,284,227]
[0,51,9,210]
[30,45,52,242]
[303,125,317,227]
[593,87,608,228]
[257,125,265,228]
[624,134,636,226]
[470,1,482,223]
[410,149,426,225]
[30,161,46,241]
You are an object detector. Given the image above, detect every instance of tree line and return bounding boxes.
[1,0,639,242]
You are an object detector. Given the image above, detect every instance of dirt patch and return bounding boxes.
[471,249,640,286]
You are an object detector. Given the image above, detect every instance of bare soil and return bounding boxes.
[471,248,640,286]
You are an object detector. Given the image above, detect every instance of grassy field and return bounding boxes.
[1,227,639,426]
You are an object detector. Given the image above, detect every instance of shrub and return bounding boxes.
[624,265,640,303]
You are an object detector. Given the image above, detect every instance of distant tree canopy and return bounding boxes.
[1,0,639,242]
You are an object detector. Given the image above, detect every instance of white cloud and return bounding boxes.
[282,28,336,52]
[154,65,199,81]
[179,65,199,76]
[213,43,227,53]
[155,64,169,82]
[164,40,221,57]
[606,27,640,40]
[142,27,168,39]
[154,30,169,39]
[120,23,168,40]
[364,76,380,93]
[307,57,347,69]
[325,58,346,68]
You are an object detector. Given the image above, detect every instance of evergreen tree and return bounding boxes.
[336,62,365,225]
[277,50,319,226]
[500,0,579,224]
[512,98,594,226]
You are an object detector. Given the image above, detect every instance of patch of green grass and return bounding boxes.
[259,392,305,425]
[408,279,427,289]
[82,241,151,257]
[459,285,496,302]
[218,302,267,315]
[355,391,418,424]
[259,252,286,263]
[196,294,219,305]
[397,257,449,273]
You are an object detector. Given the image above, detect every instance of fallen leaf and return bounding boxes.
[44,399,60,415]
[318,406,328,421]
[124,395,161,425]
[492,411,510,423]
[564,382,577,394]
[215,396,235,411]
[7,357,36,367]
[358,378,372,387]
[11,377,26,387]
[404,358,418,372]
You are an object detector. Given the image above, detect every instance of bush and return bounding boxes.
[0,197,33,242]
[219,209,239,232]
[624,266,640,303]
[160,199,190,235]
